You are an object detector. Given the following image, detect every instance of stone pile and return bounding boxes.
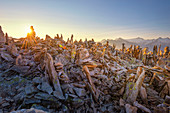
[0,26,169,113]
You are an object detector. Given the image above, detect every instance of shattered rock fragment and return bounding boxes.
[45,52,65,99]
[140,86,148,104]
[127,69,146,104]
[25,84,38,95]
[73,87,86,97]
[164,95,170,104]
[125,104,137,113]
[133,101,151,113]
[1,52,13,61]
[7,43,19,57]
[11,108,47,113]
[38,81,53,94]
[16,54,22,65]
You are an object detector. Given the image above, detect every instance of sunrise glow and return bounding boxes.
[0,0,170,41]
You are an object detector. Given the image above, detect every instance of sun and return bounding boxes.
[25,27,32,34]
[24,25,36,35]
[22,26,37,49]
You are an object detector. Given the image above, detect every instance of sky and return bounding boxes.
[0,0,170,41]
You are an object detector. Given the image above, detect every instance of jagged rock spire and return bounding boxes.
[0,26,6,43]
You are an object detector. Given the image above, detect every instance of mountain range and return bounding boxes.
[101,37,170,51]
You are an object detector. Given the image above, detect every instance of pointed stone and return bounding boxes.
[125,104,137,113]
[41,82,53,95]
[0,26,6,44]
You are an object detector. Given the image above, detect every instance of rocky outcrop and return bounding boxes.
[0,26,6,44]
[0,26,169,113]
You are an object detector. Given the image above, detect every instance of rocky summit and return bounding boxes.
[0,26,170,113]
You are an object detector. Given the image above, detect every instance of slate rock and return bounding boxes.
[2,102,10,107]
[24,98,41,105]
[165,95,170,104]
[154,107,169,113]
[39,82,53,94]
[0,97,3,104]
[125,104,137,113]
[13,92,25,102]
[33,77,42,84]
[10,108,47,113]
[34,92,51,100]
[5,97,14,102]
[0,76,4,82]
[0,52,13,61]
[34,92,58,102]
[11,65,30,74]
[71,98,84,108]
[73,87,86,97]
[31,104,49,112]
[62,105,69,112]
[53,91,65,100]
[25,84,38,95]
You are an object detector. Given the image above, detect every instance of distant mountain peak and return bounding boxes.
[136,37,144,40]
[100,37,170,51]
[115,37,124,41]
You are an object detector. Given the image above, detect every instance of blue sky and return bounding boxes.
[0,0,170,41]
